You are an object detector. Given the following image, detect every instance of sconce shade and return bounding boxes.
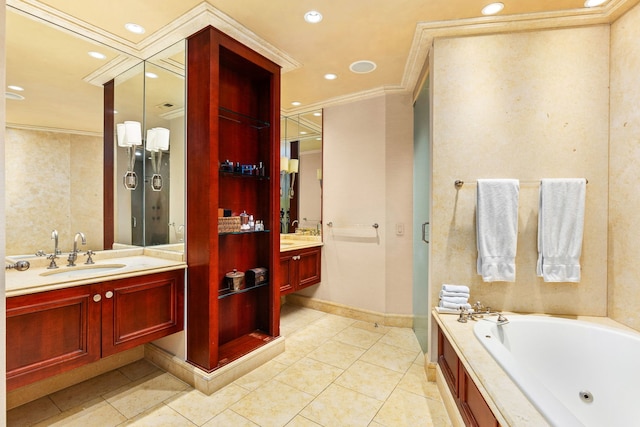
[288,159,299,174]
[317,168,322,180]
[116,123,127,147]
[124,121,142,146]
[146,127,170,152]
[280,157,289,172]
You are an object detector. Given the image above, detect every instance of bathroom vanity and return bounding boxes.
[5,249,185,391]
[279,236,322,295]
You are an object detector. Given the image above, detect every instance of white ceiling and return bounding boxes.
[5,0,640,133]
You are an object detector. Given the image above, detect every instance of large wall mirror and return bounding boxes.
[113,43,186,249]
[5,6,140,255]
[280,110,322,235]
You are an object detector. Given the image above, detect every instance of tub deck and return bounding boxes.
[432,311,632,426]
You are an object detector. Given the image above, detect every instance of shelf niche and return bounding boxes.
[186,26,281,372]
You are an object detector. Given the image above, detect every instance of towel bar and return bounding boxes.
[454,178,588,189]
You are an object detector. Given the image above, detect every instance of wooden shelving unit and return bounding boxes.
[186,26,281,372]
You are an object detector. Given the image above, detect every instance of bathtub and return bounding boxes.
[474,315,640,427]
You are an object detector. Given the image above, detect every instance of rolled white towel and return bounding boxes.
[439,300,472,310]
[440,296,469,305]
[440,290,471,299]
[442,284,470,293]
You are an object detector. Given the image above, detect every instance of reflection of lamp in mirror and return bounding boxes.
[146,127,170,191]
[117,121,143,190]
[280,156,289,196]
[317,168,322,188]
[288,159,299,199]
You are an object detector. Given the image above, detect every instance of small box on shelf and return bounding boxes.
[218,216,241,233]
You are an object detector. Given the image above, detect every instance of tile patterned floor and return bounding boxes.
[7,304,451,426]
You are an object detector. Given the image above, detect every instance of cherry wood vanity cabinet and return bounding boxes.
[438,326,500,427]
[279,246,322,295]
[6,270,184,391]
[185,26,281,372]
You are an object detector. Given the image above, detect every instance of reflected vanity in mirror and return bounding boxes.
[280,110,323,236]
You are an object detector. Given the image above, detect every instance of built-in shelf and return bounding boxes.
[218,230,271,236]
[219,171,270,180]
[218,281,269,299]
[219,107,270,129]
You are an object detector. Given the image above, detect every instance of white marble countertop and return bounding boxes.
[433,310,635,427]
[6,247,186,297]
[280,234,323,253]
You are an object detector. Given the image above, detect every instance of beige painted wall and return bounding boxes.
[299,93,414,315]
[429,25,610,336]
[610,2,640,330]
[5,128,103,255]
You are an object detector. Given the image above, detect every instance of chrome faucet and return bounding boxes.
[67,232,86,267]
[51,229,61,255]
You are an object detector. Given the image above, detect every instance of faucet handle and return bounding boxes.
[35,250,46,257]
[47,253,59,269]
[473,301,485,312]
[84,250,95,265]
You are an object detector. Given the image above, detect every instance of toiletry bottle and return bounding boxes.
[249,215,255,231]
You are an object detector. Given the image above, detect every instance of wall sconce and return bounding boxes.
[280,156,289,196]
[288,159,299,199]
[117,121,142,190]
[146,127,170,191]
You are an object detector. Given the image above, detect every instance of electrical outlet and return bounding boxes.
[396,222,404,236]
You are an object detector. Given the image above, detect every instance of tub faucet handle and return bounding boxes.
[473,301,485,312]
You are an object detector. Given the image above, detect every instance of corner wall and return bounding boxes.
[1,0,7,418]
[429,25,610,326]
[609,1,640,330]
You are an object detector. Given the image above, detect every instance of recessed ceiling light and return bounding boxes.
[145,72,158,79]
[292,101,301,106]
[313,112,322,117]
[304,10,323,23]
[8,85,24,91]
[88,51,106,60]
[125,23,145,34]
[6,92,25,100]
[584,0,607,7]
[350,60,377,74]
[324,73,337,80]
[481,2,504,15]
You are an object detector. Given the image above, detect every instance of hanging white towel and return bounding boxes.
[537,178,586,282]
[476,179,520,282]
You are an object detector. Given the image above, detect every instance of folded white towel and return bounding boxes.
[435,307,474,314]
[439,300,472,310]
[441,284,470,293]
[439,290,471,299]
[440,296,469,305]
[476,179,520,282]
[537,178,586,282]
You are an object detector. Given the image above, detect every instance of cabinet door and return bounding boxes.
[460,368,499,427]
[6,285,101,391]
[296,247,321,290]
[102,270,184,357]
[279,252,296,295]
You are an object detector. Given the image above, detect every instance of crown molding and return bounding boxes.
[6,122,102,137]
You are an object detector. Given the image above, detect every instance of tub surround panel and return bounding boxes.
[609,1,640,331]
[430,26,610,328]
[5,128,103,255]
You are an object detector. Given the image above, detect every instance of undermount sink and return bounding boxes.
[39,263,126,278]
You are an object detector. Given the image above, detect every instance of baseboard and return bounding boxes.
[7,346,144,410]
[144,336,285,395]
[285,294,414,328]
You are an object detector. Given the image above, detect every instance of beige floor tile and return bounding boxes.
[231,380,314,427]
[300,383,383,427]
[334,360,403,401]
[48,369,132,412]
[119,359,162,381]
[284,415,323,426]
[379,327,423,353]
[306,339,366,369]
[397,364,442,401]
[7,396,61,427]
[201,409,259,427]
[333,326,384,349]
[120,403,196,426]
[275,357,344,396]
[233,359,288,391]
[165,384,250,425]
[360,341,420,373]
[32,397,126,427]
[351,320,390,334]
[104,371,190,419]
[295,323,342,343]
[373,388,451,427]
[309,313,356,333]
